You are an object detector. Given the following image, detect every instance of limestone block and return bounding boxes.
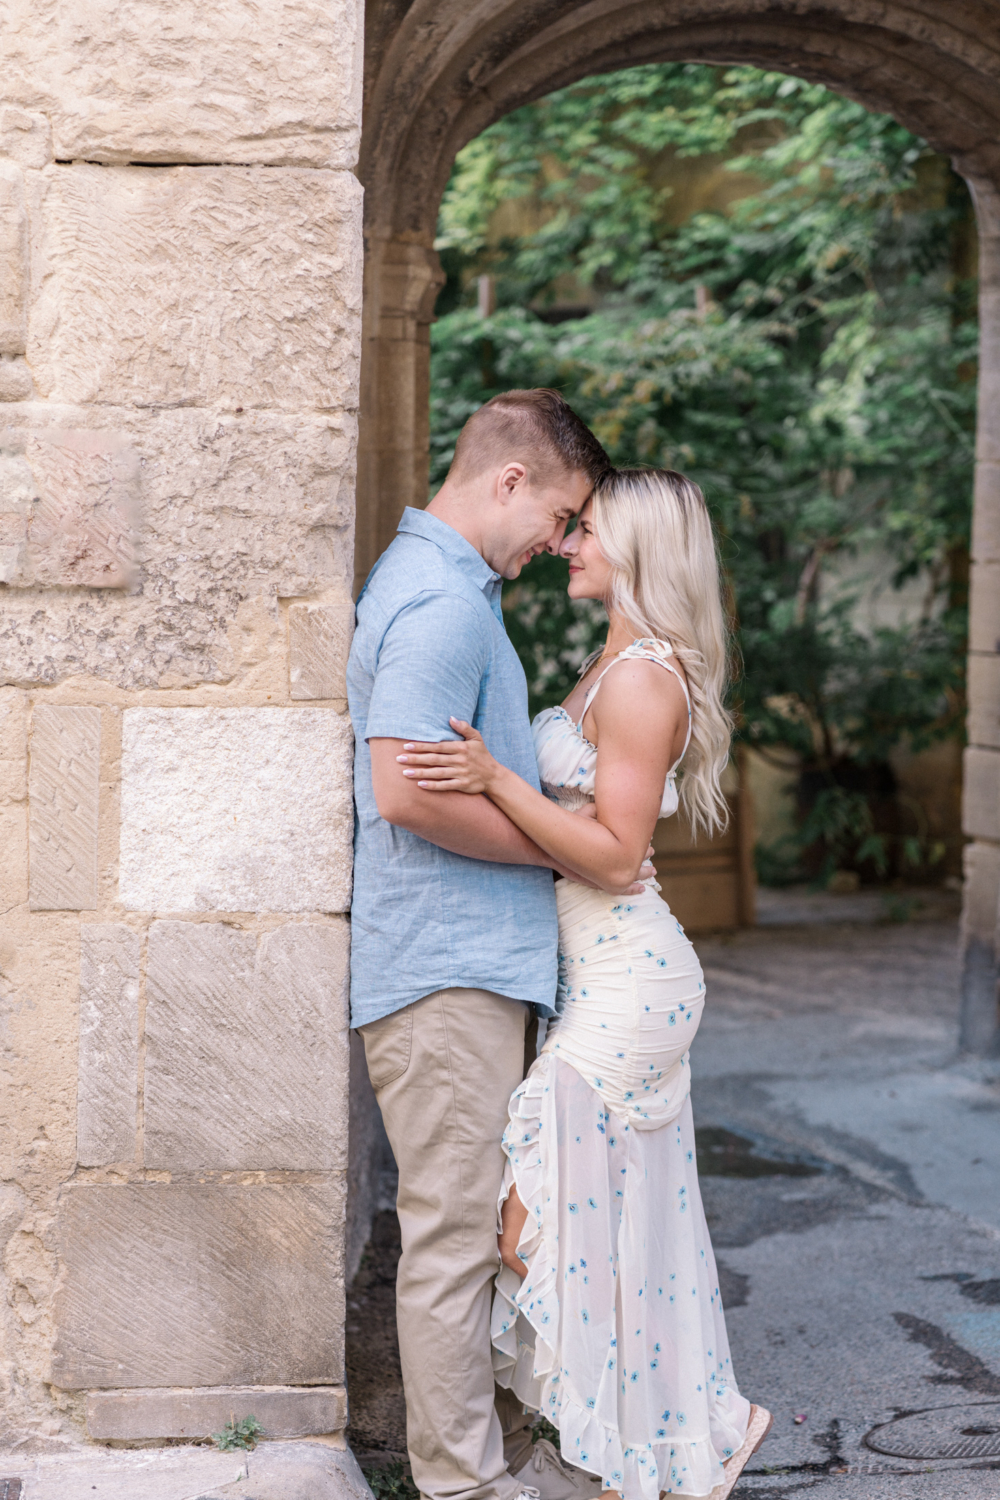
[119,708,352,913]
[131,410,356,601]
[0,106,52,168]
[0,162,27,355]
[289,598,355,700]
[86,1383,348,1440]
[215,1443,374,1500]
[144,920,349,1171]
[10,429,138,589]
[0,1446,250,1500]
[968,654,1000,749]
[962,745,1000,841]
[972,462,1000,561]
[0,357,32,402]
[0,685,27,801]
[28,165,363,410]
[961,840,1000,945]
[0,687,29,906]
[28,704,100,910]
[969,561,1000,655]
[0,1442,371,1500]
[51,1181,345,1388]
[0,407,356,688]
[77,925,140,1166]
[0,349,32,402]
[3,0,362,169]
[119,705,353,906]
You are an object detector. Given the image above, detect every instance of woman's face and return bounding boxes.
[559,498,614,602]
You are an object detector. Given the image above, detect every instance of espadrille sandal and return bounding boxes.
[708,1404,773,1500]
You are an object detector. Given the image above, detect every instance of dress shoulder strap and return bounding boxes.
[580,638,693,768]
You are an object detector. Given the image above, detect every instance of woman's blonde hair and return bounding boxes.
[590,466,733,835]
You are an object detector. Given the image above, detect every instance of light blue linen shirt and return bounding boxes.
[347,507,559,1028]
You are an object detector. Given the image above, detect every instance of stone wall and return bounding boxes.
[0,0,366,1449]
[3,0,1000,1464]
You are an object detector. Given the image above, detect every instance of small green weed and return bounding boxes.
[362,1459,420,1500]
[531,1416,561,1449]
[212,1414,263,1451]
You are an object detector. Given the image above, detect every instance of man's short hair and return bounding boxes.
[448,389,611,488]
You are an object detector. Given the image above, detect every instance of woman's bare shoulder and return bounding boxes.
[586,655,687,741]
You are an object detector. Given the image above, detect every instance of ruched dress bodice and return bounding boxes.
[531,636,691,817]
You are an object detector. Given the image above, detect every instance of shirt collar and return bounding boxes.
[397,506,502,604]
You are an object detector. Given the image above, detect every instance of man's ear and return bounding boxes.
[496,462,528,503]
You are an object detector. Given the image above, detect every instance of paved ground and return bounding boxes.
[346,888,1000,1498]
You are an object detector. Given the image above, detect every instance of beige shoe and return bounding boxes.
[708,1404,773,1500]
[514,1439,603,1500]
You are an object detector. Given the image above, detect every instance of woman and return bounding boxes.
[395,467,771,1500]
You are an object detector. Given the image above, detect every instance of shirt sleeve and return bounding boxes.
[365,590,490,743]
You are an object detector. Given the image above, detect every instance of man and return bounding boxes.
[348,390,610,1500]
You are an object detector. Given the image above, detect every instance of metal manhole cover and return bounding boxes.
[866,1401,1000,1460]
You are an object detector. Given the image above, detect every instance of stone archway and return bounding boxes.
[357,0,1000,1048]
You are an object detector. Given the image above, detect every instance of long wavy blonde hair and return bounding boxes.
[590,467,733,835]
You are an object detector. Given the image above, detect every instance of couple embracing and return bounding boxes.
[347,390,771,1500]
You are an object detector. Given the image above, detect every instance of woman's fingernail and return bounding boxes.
[403,769,415,777]
[396,755,408,762]
[403,743,415,750]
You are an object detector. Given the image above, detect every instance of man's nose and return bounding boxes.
[546,520,570,555]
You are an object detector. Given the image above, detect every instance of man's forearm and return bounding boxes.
[370,737,559,867]
[391,786,559,866]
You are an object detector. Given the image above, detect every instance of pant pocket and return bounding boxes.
[360,1004,414,1090]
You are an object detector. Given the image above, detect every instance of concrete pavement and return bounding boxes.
[692,892,1000,1496]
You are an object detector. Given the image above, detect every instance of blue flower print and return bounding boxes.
[581,1310,589,1324]
[568,1203,579,1213]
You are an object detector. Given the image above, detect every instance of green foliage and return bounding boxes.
[212,1414,263,1452]
[362,1460,421,1500]
[531,1415,562,1448]
[431,63,976,878]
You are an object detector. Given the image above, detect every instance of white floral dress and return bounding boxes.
[491,639,751,1500]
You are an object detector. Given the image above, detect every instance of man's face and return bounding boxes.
[489,464,592,580]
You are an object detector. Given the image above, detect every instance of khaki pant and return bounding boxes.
[361,988,533,1500]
